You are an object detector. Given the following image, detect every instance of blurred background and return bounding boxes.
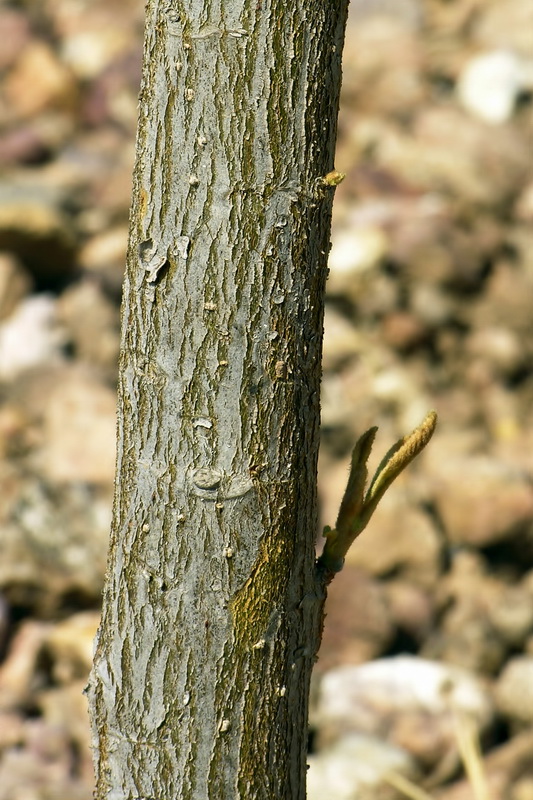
[0,1,532,798]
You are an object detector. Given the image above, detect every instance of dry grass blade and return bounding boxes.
[454,712,492,800]
[383,770,435,800]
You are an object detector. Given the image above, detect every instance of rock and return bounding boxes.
[378,107,530,208]
[0,711,24,750]
[38,365,117,485]
[43,612,100,685]
[62,29,132,81]
[515,181,533,221]
[381,310,429,351]
[0,112,75,166]
[37,681,95,784]
[317,566,394,672]
[342,13,426,117]
[0,716,93,800]
[422,551,517,673]
[349,0,423,30]
[513,778,533,800]
[465,326,525,380]
[470,258,533,336]
[3,41,78,119]
[384,580,435,644]
[315,657,493,775]
[308,732,418,800]
[473,0,533,58]
[435,729,533,800]
[391,209,501,291]
[428,452,533,547]
[0,253,32,321]
[424,598,508,675]
[457,51,527,124]
[0,183,77,283]
[0,294,65,380]
[371,365,424,409]
[81,48,142,129]
[322,305,365,370]
[0,457,111,613]
[344,490,443,587]
[56,279,120,378]
[319,343,400,431]
[0,9,31,73]
[495,656,533,727]
[327,226,388,300]
[78,224,128,293]
[487,583,533,648]
[0,620,51,711]
[409,283,455,328]
[65,129,135,222]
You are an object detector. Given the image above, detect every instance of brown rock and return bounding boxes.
[39,366,117,485]
[488,584,533,648]
[424,599,507,675]
[470,257,533,337]
[3,41,78,118]
[344,489,443,587]
[0,112,75,166]
[384,580,435,643]
[422,552,530,673]
[495,656,533,727]
[465,326,525,380]
[37,681,95,784]
[0,253,32,321]
[474,0,533,58]
[342,15,426,117]
[381,310,429,351]
[0,716,93,800]
[378,107,530,209]
[43,611,100,685]
[317,565,394,672]
[0,620,51,711]
[56,279,120,378]
[322,305,365,371]
[0,711,24,751]
[0,460,111,613]
[0,9,31,72]
[0,184,76,282]
[327,225,389,303]
[308,732,419,800]
[430,453,533,547]
[513,778,533,800]
[78,224,128,293]
[515,181,533,222]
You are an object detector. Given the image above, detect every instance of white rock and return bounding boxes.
[316,656,493,733]
[0,295,64,379]
[328,227,388,295]
[307,733,416,800]
[457,50,526,124]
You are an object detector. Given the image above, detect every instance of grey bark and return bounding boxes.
[87,1,349,798]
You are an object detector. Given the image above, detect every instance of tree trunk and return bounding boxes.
[87,1,349,797]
